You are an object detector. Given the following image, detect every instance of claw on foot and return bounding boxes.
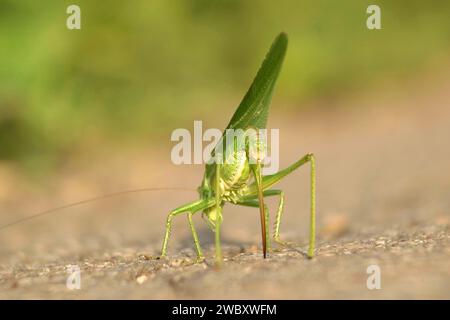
[273,237,293,248]
[195,256,206,264]
[214,256,223,268]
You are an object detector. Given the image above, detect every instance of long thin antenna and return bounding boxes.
[0,187,196,232]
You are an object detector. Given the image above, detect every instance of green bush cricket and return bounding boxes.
[160,32,316,265]
[0,33,315,266]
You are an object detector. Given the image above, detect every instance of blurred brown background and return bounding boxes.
[0,0,449,299]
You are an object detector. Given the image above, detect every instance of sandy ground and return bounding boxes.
[0,71,449,299]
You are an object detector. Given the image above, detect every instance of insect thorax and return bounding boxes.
[199,149,251,202]
[198,129,266,229]
[217,149,251,203]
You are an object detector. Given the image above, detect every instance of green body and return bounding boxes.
[160,33,316,264]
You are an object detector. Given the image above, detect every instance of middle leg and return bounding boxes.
[235,199,271,251]
[236,189,289,251]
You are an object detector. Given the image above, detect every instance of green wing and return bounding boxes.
[225,32,288,131]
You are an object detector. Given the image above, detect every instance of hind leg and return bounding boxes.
[235,199,271,252]
[243,153,316,258]
[238,189,291,250]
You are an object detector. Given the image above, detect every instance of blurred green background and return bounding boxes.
[1,0,450,172]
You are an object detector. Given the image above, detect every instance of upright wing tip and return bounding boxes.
[269,32,288,60]
[276,32,288,47]
[278,31,288,40]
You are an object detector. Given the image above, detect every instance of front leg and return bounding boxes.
[160,199,213,260]
[214,207,223,265]
[187,213,204,262]
[214,163,224,266]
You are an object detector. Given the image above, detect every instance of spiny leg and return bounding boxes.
[214,163,224,265]
[268,154,315,258]
[187,213,204,261]
[238,189,291,250]
[245,189,285,246]
[250,162,268,258]
[160,199,213,259]
[234,198,271,252]
[244,153,316,258]
[160,210,180,258]
[247,190,288,247]
[309,155,316,258]
[262,190,293,247]
[214,208,223,265]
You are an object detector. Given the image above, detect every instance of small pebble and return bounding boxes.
[136,275,148,284]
